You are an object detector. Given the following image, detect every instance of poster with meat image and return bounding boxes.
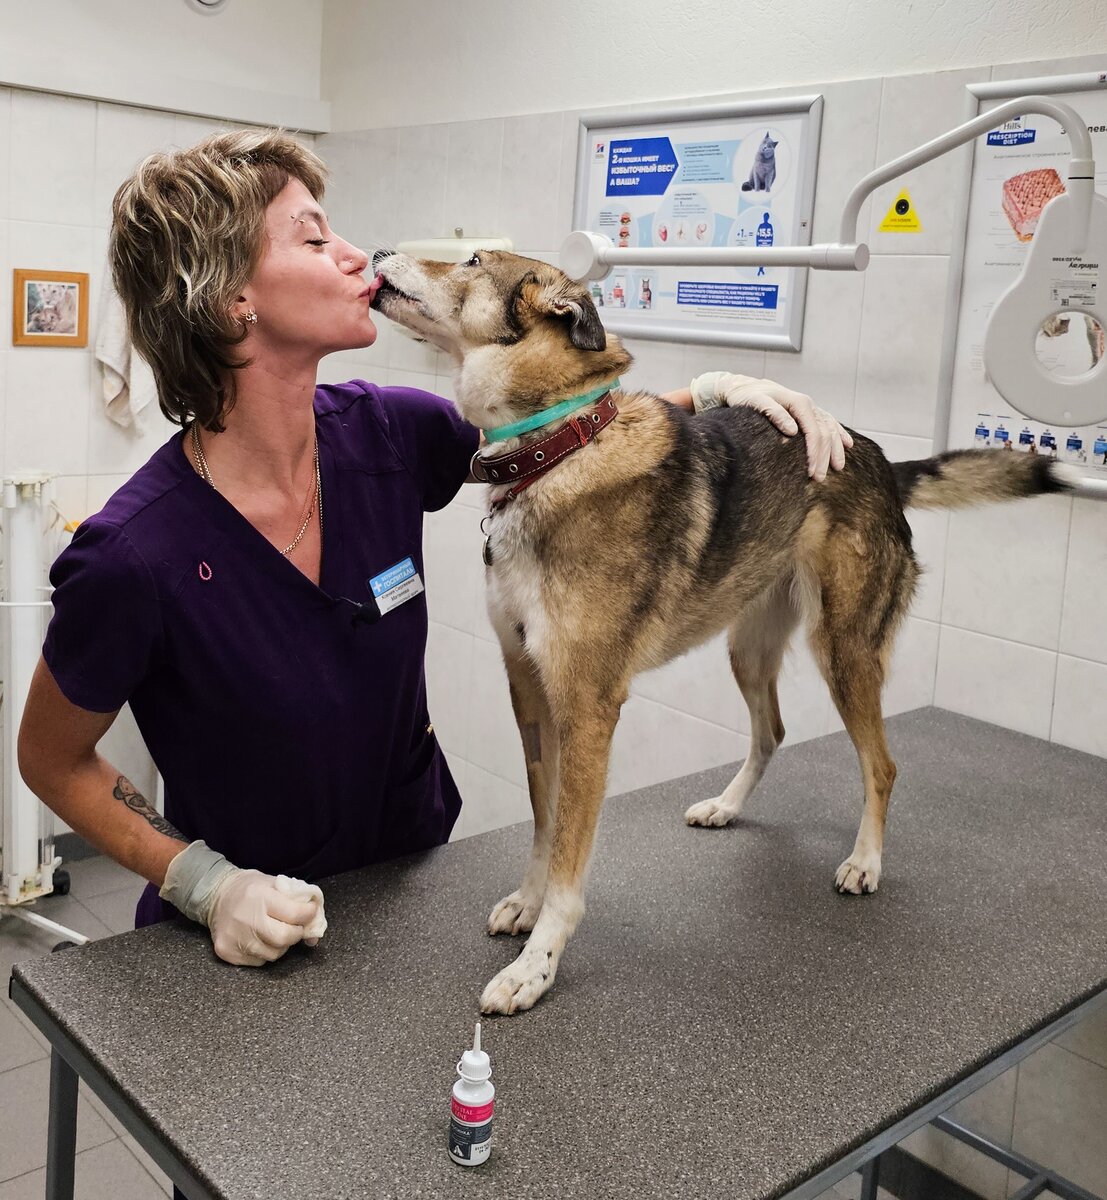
[1002,167,1065,241]
[947,77,1107,473]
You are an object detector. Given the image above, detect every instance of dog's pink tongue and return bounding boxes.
[367,275,384,303]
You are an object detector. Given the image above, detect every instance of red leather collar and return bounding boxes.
[472,392,619,510]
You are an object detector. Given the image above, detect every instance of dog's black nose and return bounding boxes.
[372,248,395,270]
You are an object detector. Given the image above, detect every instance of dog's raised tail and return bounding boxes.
[894,450,1078,510]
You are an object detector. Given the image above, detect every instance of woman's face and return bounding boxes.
[242,177,375,362]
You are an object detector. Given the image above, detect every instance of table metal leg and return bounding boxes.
[859,1154,881,1200]
[45,1048,78,1200]
[932,1114,1103,1200]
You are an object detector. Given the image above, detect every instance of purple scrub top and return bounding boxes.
[42,381,479,928]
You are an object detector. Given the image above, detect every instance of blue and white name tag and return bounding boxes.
[368,557,424,615]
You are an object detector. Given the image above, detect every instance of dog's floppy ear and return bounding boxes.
[525,274,607,351]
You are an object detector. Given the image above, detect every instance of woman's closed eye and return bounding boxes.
[307,238,330,247]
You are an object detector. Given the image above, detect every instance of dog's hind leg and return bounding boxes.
[809,542,917,895]
[487,638,559,937]
[685,580,801,828]
[820,648,896,895]
[479,687,624,1015]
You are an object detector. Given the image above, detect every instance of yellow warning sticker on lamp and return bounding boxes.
[879,190,922,232]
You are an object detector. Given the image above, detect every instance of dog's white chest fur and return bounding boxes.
[485,507,549,659]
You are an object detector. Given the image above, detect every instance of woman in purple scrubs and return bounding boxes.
[18,131,848,974]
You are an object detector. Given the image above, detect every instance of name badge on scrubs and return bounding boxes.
[368,557,424,616]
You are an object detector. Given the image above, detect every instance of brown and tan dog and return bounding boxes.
[372,249,1074,1015]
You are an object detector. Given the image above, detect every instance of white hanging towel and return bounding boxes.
[95,275,158,428]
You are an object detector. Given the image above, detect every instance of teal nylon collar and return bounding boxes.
[483,379,621,444]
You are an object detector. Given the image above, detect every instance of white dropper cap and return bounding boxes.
[457,1021,492,1083]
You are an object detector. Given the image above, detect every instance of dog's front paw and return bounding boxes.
[487,890,541,936]
[684,796,740,827]
[834,854,881,895]
[480,944,557,1015]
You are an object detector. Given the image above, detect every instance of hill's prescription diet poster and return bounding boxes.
[947,76,1107,475]
[573,97,822,349]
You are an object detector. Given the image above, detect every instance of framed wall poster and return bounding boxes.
[940,72,1107,475]
[12,269,90,348]
[573,95,823,350]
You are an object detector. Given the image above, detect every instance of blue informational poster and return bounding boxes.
[574,96,822,350]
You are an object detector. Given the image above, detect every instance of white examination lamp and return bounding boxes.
[561,95,1107,437]
[985,181,1105,427]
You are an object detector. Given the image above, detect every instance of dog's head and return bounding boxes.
[371,250,630,430]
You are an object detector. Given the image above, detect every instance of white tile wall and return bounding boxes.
[0,89,11,221]
[808,79,883,247]
[645,704,749,789]
[499,112,565,252]
[783,266,866,422]
[9,91,98,227]
[393,124,450,241]
[422,503,484,636]
[9,220,96,281]
[424,621,474,759]
[451,762,528,841]
[314,128,401,255]
[466,640,528,789]
[778,640,835,744]
[853,254,950,438]
[445,119,504,240]
[1051,655,1107,759]
[633,633,749,734]
[941,495,1073,650]
[1059,497,1107,666]
[866,69,982,257]
[556,111,583,241]
[93,105,178,229]
[934,625,1057,739]
[5,350,93,476]
[882,615,942,718]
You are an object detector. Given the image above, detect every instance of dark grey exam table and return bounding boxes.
[10,707,1107,1200]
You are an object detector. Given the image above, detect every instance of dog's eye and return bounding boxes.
[466,253,481,267]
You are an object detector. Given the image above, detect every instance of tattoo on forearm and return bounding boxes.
[112,776,187,842]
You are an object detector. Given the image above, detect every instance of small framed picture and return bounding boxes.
[12,269,89,347]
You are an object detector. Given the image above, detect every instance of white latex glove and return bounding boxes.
[690,371,854,482]
[159,840,327,967]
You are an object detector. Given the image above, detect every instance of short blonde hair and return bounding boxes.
[110,130,328,432]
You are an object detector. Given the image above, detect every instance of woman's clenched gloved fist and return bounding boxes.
[159,840,326,967]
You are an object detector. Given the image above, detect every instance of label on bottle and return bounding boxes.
[449,1097,493,1164]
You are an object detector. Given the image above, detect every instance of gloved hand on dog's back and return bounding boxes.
[159,839,327,967]
[689,371,854,482]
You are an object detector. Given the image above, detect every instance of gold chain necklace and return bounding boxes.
[190,422,322,557]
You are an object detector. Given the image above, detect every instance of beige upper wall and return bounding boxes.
[0,0,327,128]
[321,0,1107,130]
[7,0,1103,132]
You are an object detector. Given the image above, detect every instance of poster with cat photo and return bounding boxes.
[573,96,822,350]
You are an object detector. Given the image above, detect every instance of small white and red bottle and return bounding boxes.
[448,1022,494,1167]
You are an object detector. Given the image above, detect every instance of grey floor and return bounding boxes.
[2,855,1105,1200]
